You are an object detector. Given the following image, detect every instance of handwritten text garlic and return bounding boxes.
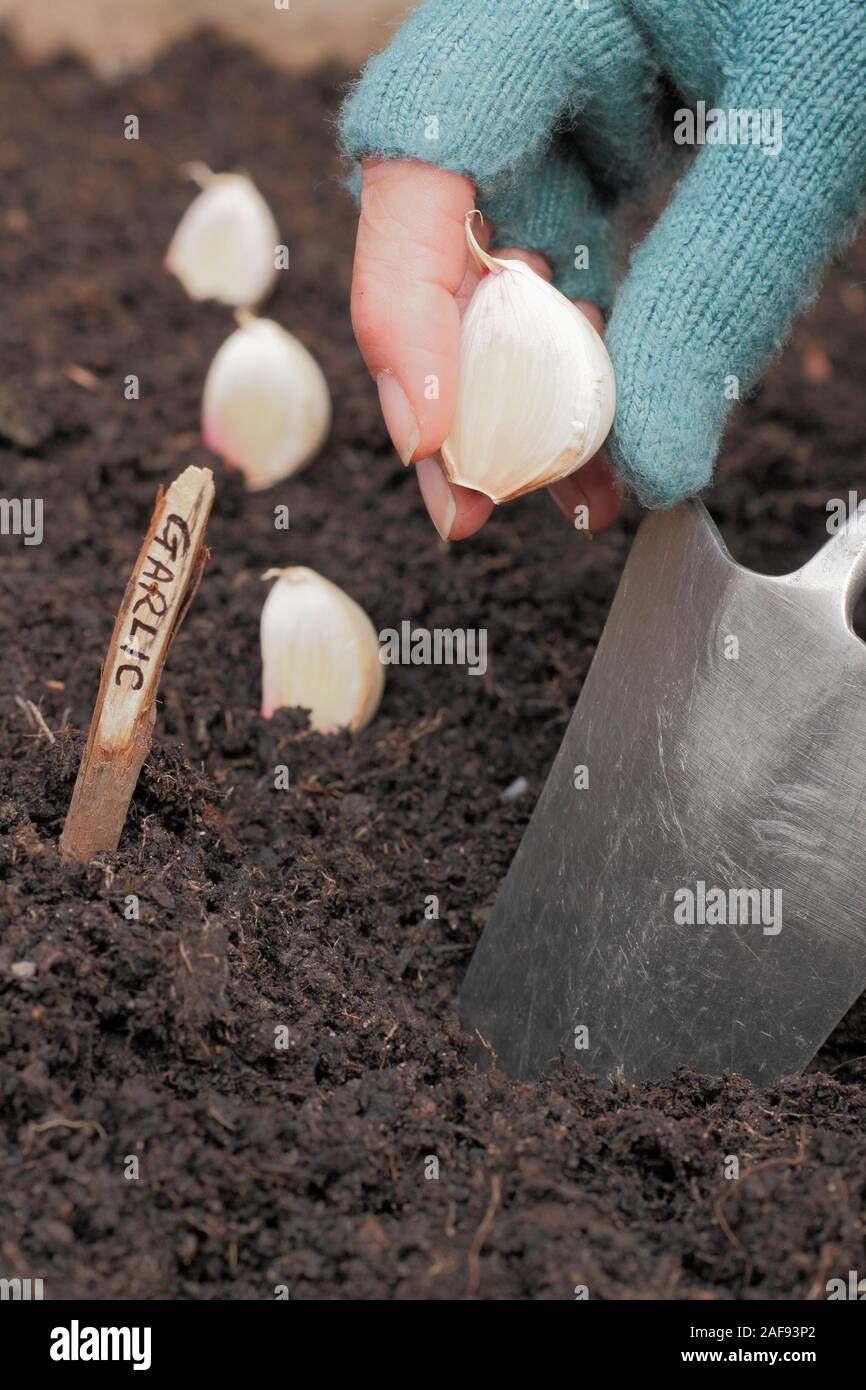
[441,214,616,503]
[165,166,279,307]
[260,568,384,733]
[202,313,331,491]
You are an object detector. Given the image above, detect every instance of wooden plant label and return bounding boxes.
[60,465,215,862]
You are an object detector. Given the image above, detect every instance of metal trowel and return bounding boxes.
[460,500,866,1086]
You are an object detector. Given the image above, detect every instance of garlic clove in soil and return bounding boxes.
[202,312,331,491]
[441,214,616,504]
[260,567,384,733]
[165,166,279,307]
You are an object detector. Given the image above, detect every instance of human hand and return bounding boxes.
[351,156,621,539]
[343,0,866,531]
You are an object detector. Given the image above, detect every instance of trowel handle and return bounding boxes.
[796,506,866,621]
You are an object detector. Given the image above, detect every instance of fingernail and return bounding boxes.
[416,456,456,542]
[377,371,420,466]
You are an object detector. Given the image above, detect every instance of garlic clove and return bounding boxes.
[441,214,616,504]
[202,313,331,491]
[260,567,384,734]
[165,167,279,307]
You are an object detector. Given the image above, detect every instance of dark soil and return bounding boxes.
[1,32,866,1302]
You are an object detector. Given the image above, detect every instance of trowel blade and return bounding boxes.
[460,501,866,1085]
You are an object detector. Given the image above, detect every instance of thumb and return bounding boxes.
[352,157,473,465]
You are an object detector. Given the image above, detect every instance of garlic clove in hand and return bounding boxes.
[260,567,384,734]
[202,313,331,491]
[165,165,279,307]
[441,214,616,504]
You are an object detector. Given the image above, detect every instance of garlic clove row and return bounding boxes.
[441,214,616,504]
[260,567,384,734]
[202,313,331,491]
[165,168,279,308]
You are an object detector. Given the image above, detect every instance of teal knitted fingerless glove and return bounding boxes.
[342,0,656,307]
[341,0,866,509]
